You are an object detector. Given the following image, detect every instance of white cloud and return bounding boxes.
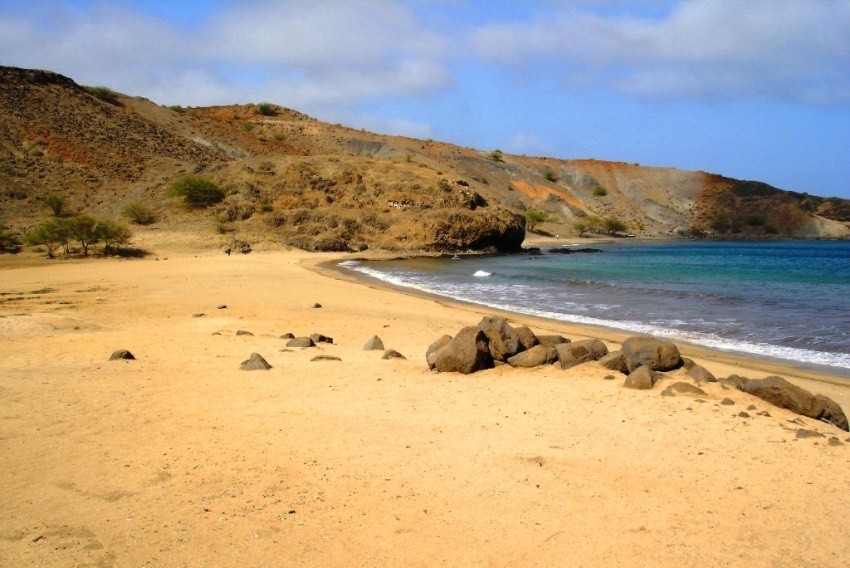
[0,0,452,108]
[469,0,850,103]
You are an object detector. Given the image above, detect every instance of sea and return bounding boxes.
[339,240,850,377]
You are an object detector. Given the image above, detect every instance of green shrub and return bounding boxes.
[593,185,608,197]
[168,176,225,208]
[488,149,504,162]
[0,223,22,253]
[41,193,66,217]
[85,86,121,105]
[525,210,549,232]
[256,102,277,116]
[169,105,185,113]
[121,201,157,225]
[543,166,558,182]
[26,218,68,258]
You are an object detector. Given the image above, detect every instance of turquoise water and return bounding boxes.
[341,241,850,376]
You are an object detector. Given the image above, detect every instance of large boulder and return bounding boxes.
[624,365,661,390]
[537,335,569,348]
[598,350,629,374]
[431,326,494,374]
[507,345,558,368]
[426,335,453,370]
[621,336,683,372]
[555,339,608,370]
[477,316,522,362]
[514,326,540,351]
[740,376,849,431]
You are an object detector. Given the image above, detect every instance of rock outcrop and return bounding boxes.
[739,376,849,431]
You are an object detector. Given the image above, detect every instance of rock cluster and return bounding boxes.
[426,316,849,432]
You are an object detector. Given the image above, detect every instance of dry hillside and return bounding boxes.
[1,65,848,255]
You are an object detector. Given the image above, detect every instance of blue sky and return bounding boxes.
[2,0,849,198]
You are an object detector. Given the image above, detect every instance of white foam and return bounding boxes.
[473,270,492,277]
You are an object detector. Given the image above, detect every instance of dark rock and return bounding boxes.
[621,336,683,372]
[603,375,617,381]
[236,330,254,336]
[311,303,322,309]
[721,375,749,390]
[311,355,342,362]
[363,335,385,351]
[287,337,315,348]
[240,352,271,370]
[721,398,735,405]
[555,339,608,370]
[217,304,227,309]
[738,411,750,418]
[740,375,849,431]
[193,313,206,318]
[382,349,406,360]
[229,239,252,254]
[660,382,707,397]
[280,333,295,340]
[623,365,658,390]
[514,326,540,351]
[507,345,558,368]
[687,364,717,383]
[537,335,569,348]
[310,333,333,344]
[547,247,603,254]
[598,350,628,374]
[757,410,771,417]
[426,335,453,370]
[109,349,135,361]
[795,429,825,439]
[431,326,494,374]
[828,437,844,446]
[477,316,522,362]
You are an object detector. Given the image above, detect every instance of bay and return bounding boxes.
[340,240,850,376]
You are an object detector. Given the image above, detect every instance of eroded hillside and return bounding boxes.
[1,65,847,255]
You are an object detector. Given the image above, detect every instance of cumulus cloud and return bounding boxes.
[469,0,850,104]
[0,0,451,109]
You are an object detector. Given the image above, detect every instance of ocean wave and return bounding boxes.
[473,270,492,277]
[340,261,850,374]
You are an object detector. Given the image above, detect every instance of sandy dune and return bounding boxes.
[1,250,848,567]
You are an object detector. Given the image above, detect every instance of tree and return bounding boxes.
[68,215,99,255]
[525,210,549,232]
[41,194,65,217]
[25,218,69,258]
[95,219,132,254]
[603,216,628,235]
[169,176,226,208]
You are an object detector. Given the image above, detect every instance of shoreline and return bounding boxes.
[312,253,850,391]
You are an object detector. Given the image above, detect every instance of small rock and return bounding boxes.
[310,333,333,344]
[660,382,707,397]
[217,305,227,309]
[828,437,843,446]
[738,411,750,418]
[757,410,771,417]
[311,355,341,362]
[363,335,385,351]
[747,405,757,411]
[603,375,616,381]
[192,313,206,318]
[311,303,322,309]
[623,365,658,390]
[236,330,254,336]
[721,398,735,406]
[795,429,825,439]
[109,349,135,361]
[382,349,406,360]
[280,333,295,340]
[287,337,315,348]
[240,353,271,370]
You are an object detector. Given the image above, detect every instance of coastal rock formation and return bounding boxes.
[426,335,453,370]
[740,376,849,431]
[477,316,522,362]
[514,326,540,351]
[621,337,683,372]
[507,345,558,368]
[555,339,609,370]
[598,351,629,373]
[624,366,662,390]
[430,326,494,374]
[537,335,569,348]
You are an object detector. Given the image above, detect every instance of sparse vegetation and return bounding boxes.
[603,216,628,235]
[256,102,276,116]
[0,223,22,253]
[593,185,608,197]
[168,176,225,208]
[525,210,549,232]
[41,194,66,217]
[121,201,157,225]
[543,166,558,182]
[574,215,603,237]
[85,86,121,105]
[488,149,504,163]
[169,105,185,113]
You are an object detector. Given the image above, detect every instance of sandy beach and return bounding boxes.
[1,246,849,567]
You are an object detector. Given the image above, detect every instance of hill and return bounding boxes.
[1,65,848,255]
